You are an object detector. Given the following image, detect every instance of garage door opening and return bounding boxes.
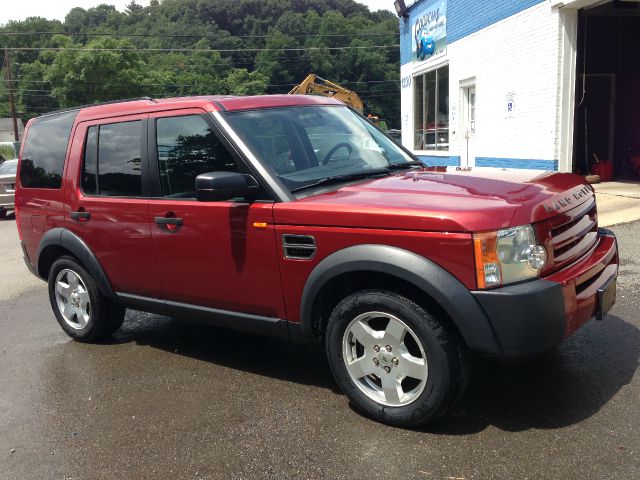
[573,1,640,181]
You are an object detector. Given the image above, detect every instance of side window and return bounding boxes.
[156,115,239,198]
[82,126,98,195]
[81,120,143,197]
[20,110,78,189]
[98,121,143,197]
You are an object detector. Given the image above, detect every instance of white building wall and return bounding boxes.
[402,2,570,171]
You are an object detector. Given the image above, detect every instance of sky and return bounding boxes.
[0,0,395,24]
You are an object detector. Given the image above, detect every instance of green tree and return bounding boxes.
[46,37,147,106]
[224,69,268,96]
[1,0,400,127]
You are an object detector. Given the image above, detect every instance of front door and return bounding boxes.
[462,85,476,167]
[147,110,286,319]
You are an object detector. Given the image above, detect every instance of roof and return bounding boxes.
[216,94,343,112]
[61,94,344,123]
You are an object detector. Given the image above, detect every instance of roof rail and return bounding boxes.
[38,96,157,118]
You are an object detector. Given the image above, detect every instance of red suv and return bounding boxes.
[16,95,618,427]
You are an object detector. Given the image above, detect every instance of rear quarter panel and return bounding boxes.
[16,120,67,265]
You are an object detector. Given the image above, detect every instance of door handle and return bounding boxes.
[154,215,183,233]
[154,217,183,226]
[70,211,91,222]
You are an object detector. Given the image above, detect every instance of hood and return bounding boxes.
[274,167,594,232]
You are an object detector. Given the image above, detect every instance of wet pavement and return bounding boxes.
[1,217,639,480]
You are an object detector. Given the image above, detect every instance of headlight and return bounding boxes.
[473,225,547,289]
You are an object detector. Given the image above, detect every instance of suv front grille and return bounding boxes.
[282,234,316,260]
[549,197,598,267]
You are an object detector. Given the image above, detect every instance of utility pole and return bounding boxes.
[3,48,20,142]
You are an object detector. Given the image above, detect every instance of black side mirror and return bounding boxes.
[196,171,259,202]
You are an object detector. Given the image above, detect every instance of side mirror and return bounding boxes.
[196,171,259,202]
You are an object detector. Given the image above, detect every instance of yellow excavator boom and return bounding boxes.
[289,74,364,114]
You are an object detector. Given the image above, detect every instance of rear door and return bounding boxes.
[64,114,163,298]
[147,109,285,318]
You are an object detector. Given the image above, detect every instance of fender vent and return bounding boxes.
[282,234,316,260]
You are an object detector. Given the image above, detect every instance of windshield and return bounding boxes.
[223,106,416,192]
[0,160,17,175]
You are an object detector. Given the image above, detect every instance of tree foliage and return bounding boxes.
[0,0,400,126]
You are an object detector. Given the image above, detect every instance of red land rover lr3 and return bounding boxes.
[16,95,618,427]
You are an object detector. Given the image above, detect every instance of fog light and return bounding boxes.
[528,245,547,270]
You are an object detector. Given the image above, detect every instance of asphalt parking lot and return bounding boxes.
[1,216,639,480]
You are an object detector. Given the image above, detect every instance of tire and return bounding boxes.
[48,255,125,342]
[0,209,6,219]
[325,290,468,427]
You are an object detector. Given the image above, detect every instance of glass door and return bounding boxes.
[462,85,476,167]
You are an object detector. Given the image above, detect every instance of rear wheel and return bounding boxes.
[325,290,467,427]
[48,256,125,342]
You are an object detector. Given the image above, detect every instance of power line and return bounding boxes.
[0,78,400,87]
[6,46,398,71]
[6,45,399,53]
[1,88,53,93]
[8,87,403,98]
[0,31,398,39]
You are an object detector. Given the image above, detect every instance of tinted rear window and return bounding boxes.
[20,111,78,188]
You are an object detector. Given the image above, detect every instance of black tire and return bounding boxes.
[48,255,125,342]
[325,290,468,427]
[0,209,6,219]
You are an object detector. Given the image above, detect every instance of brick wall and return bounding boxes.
[400,1,564,171]
[448,0,545,44]
[400,0,545,66]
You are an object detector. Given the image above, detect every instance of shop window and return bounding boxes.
[413,65,449,151]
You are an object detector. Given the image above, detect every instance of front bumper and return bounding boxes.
[472,228,618,357]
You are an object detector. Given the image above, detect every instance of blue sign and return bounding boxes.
[411,0,447,62]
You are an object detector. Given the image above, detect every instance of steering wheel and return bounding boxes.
[321,142,353,165]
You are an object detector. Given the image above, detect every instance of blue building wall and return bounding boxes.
[400,0,545,66]
[416,156,559,170]
[417,155,461,167]
[401,0,557,171]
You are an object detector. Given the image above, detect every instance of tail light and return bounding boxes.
[15,195,22,240]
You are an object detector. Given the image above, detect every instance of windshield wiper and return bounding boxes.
[290,169,391,193]
[289,162,424,194]
[386,161,424,170]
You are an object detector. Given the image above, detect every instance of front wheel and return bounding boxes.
[325,290,467,427]
[48,256,125,342]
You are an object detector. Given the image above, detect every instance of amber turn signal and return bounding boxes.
[473,232,502,289]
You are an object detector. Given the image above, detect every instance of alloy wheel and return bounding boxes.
[342,311,428,407]
[54,269,91,330]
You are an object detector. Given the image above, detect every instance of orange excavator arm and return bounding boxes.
[289,74,364,114]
